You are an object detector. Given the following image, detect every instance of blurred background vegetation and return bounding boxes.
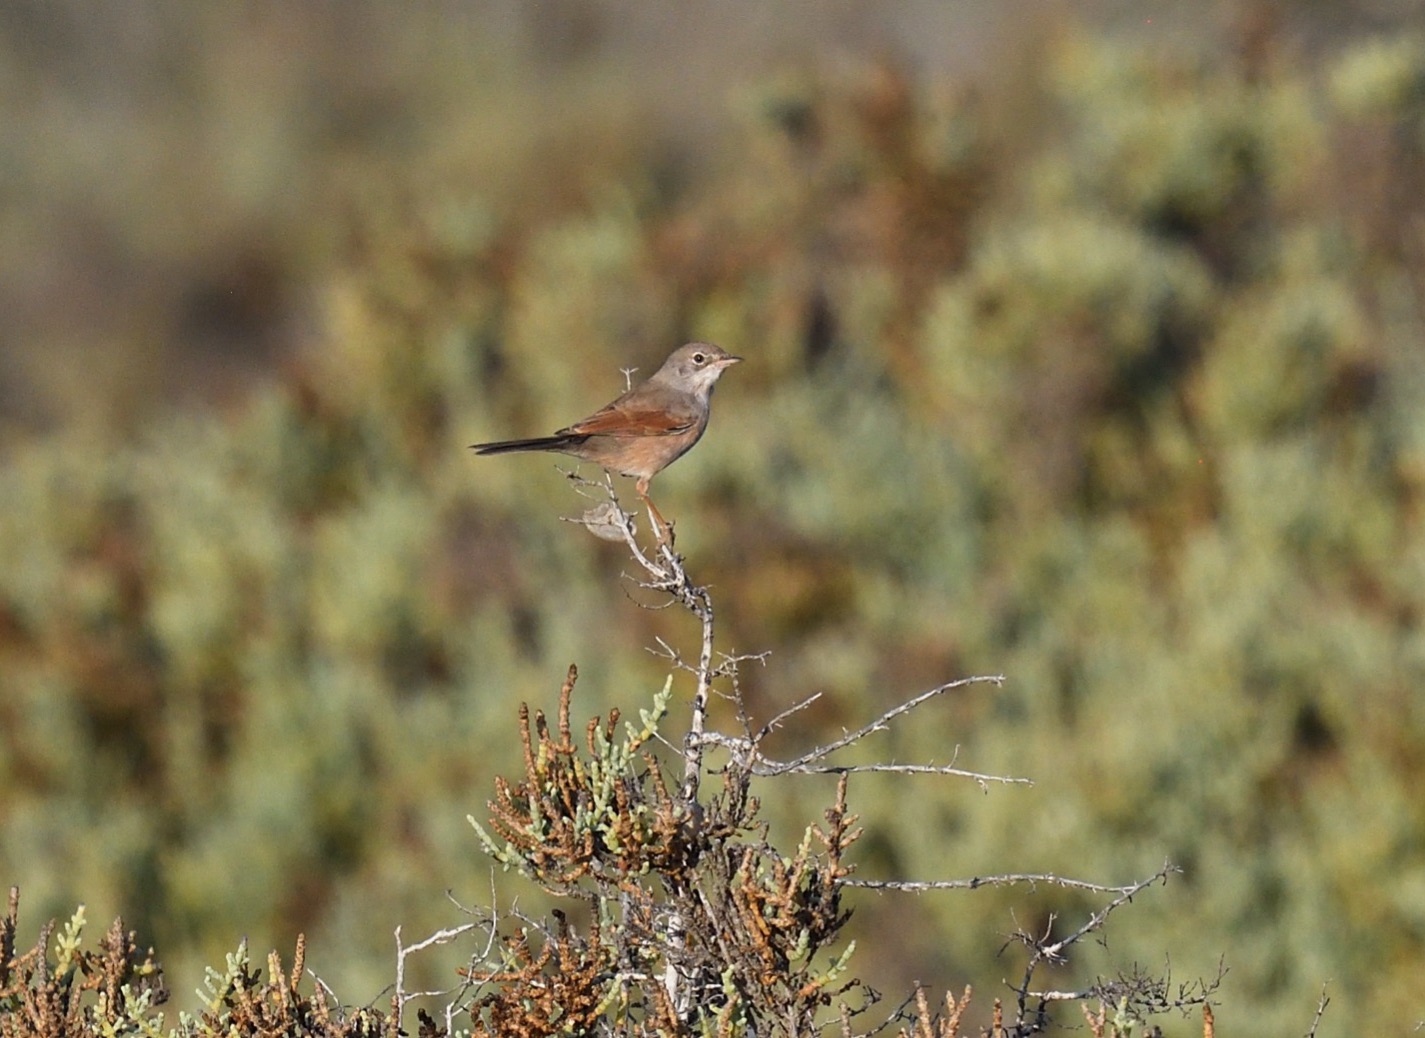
[2,1,1424,1033]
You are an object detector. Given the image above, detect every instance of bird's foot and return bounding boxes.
[636,487,675,549]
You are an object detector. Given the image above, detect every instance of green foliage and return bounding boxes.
[1330,34,1425,121]
[1041,35,1322,236]
[454,666,867,1036]
[0,892,168,1038]
[3,14,1425,1037]
[177,937,387,1038]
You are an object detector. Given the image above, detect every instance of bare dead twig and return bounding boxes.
[1034,862,1178,963]
[1304,985,1330,1038]
[392,885,501,1034]
[393,921,484,1032]
[762,675,1009,774]
[846,873,1151,894]
[694,673,1028,789]
[754,691,825,740]
[1004,862,1183,1033]
[576,475,720,806]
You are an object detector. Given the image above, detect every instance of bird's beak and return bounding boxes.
[720,355,743,367]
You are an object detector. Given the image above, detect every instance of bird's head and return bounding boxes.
[654,342,742,398]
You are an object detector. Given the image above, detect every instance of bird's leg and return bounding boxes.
[636,477,674,547]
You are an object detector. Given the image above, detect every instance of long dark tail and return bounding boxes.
[470,434,586,456]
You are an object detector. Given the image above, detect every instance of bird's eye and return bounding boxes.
[692,352,707,365]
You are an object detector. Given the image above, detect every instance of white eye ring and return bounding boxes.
[692,352,707,365]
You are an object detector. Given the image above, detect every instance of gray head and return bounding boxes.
[649,342,742,399]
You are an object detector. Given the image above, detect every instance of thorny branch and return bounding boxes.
[1001,862,1195,1035]
[393,897,494,1036]
[847,873,1156,894]
[1305,985,1331,1038]
[566,472,717,804]
[755,676,1008,773]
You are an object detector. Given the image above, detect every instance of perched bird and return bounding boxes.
[471,342,741,535]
